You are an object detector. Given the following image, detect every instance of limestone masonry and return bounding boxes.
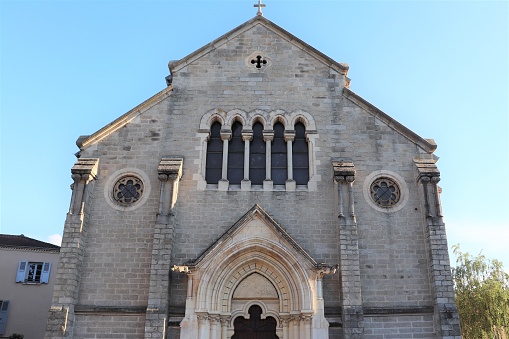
[45,14,461,339]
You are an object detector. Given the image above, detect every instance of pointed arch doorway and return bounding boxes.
[177,205,336,339]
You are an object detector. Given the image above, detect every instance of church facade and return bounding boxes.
[45,14,461,339]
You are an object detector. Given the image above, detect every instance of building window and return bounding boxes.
[271,122,287,185]
[228,121,244,184]
[370,177,400,207]
[250,122,266,185]
[113,175,144,206]
[200,110,317,191]
[293,122,309,185]
[205,121,223,184]
[0,300,10,335]
[15,261,51,284]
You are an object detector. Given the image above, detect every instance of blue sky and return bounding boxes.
[1,1,508,268]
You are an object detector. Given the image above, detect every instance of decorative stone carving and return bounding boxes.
[332,160,356,218]
[172,265,190,274]
[68,158,99,216]
[156,158,183,224]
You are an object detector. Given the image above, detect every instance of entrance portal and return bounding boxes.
[232,305,279,339]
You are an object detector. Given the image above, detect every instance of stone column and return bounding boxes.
[313,265,337,338]
[144,158,183,339]
[302,315,312,339]
[414,157,461,337]
[241,129,253,191]
[220,316,230,339]
[197,314,210,338]
[218,129,232,191]
[45,158,99,338]
[332,160,364,338]
[263,130,274,190]
[280,316,290,339]
[285,130,296,191]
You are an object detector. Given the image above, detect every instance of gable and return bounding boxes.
[187,204,317,269]
[168,16,349,76]
[76,15,436,156]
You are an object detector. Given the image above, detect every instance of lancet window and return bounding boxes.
[250,122,266,185]
[293,122,309,185]
[271,122,287,185]
[228,121,244,184]
[205,121,223,184]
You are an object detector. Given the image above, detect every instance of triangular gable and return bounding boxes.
[187,204,318,268]
[168,15,349,76]
[76,16,435,155]
[343,88,437,154]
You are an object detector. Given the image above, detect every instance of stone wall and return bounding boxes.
[47,18,459,338]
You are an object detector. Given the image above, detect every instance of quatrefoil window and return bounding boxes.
[113,176,144,206]
[251,55,267,68]
[370,177,400,207]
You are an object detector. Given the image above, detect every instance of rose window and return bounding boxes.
[370,177,400,207]
[113,176,144,206]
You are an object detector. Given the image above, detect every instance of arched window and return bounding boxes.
[250,122,266,185]
[205,121,223,184]
[293,122,309,185]
[228,121,244,184]
[271,122,287,185]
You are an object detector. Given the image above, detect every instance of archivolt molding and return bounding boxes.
[199,109,316,131]
[195,239,314,314]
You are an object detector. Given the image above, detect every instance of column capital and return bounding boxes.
[71,158,99,179]
[158,158,183,181]
[220,129,232,141]
[241,130,253,141]
[414,157,440,183]
[219,315,230,326]
[332,159,356,183]
[284,130,295,142]
[263,130,274,142]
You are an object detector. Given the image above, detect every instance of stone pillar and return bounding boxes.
[241,129,253,191]
[414,157,461,337]
[302,315,312,339]
[197,314,210,338]
[218,129,232,191]
[332,160,364,338]
[285,130,296,191]
[220,316,229,339]
[263,130,274,190]
[288,316,296,339]
[209,315,221,339]
[280,316,290,339]
[144,158,183,339]
[45,158,99,338]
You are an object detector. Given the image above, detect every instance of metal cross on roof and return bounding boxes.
[254,0,266,16]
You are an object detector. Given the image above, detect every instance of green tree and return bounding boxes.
[452,245,509,338]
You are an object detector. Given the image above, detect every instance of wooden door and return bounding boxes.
[232,305,279,339]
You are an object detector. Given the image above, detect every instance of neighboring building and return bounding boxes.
[0,234,60,339]
[45,11,461,339]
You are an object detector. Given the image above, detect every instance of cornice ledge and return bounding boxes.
[77,86,173,150]
[343,88,437,154]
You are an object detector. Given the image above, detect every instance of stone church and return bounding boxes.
[45,7,461,339]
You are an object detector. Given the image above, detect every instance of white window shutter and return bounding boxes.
[0,300,10,335]
[15,261,28,282]
[40,262,51,284]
